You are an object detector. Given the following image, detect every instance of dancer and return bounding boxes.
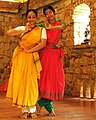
[37,5,65,116]
[6,9,47,119]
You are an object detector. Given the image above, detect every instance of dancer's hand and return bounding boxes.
[44,17,53,29]
[44,17,49,27]
[25,23,30,32]
[20,46,30,53]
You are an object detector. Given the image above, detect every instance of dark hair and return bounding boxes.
[26,9,38,17]
[43,5,55,15]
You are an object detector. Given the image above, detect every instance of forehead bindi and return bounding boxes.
[45,9,53,14]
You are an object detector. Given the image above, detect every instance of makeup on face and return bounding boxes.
[27,11,37,25]
[45,9,55,21]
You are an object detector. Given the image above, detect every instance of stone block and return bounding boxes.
[65,0,71,7]
[0,1,20,13]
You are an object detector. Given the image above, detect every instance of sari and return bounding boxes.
[6,26,42,107]
[38,22,65,100]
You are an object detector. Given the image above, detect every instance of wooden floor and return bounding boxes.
[0,92,96,120]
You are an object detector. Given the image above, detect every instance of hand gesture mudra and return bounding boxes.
[44,17,53,29]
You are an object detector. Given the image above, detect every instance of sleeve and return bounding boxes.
[14,26,25,30]
[41,28,47,39]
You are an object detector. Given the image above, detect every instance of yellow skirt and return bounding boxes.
[6,47,41,107]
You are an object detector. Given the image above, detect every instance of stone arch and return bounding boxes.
[73,3,90,46]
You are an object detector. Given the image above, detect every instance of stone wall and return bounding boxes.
[0,0,96,98]
[0,1,27,85]
[64,44,96,98]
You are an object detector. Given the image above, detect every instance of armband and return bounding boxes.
[36,23,45,27]
[62,22,66,26]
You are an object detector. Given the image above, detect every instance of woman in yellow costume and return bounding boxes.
[6,9,47,119]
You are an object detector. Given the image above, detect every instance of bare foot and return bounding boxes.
[29,113,37,118]
[20,112,28,119]
[49,111,56,117]
[36,103,41,116]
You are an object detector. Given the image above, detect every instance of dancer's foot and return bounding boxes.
[29,113,37,118]
[20,112,28,119]
[36,103,41,116]
[49,110,56,117]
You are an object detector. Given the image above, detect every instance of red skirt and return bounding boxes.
[0,79,8,92]
[39,47,65,100]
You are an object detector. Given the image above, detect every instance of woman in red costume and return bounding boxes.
[36,5,66,116]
